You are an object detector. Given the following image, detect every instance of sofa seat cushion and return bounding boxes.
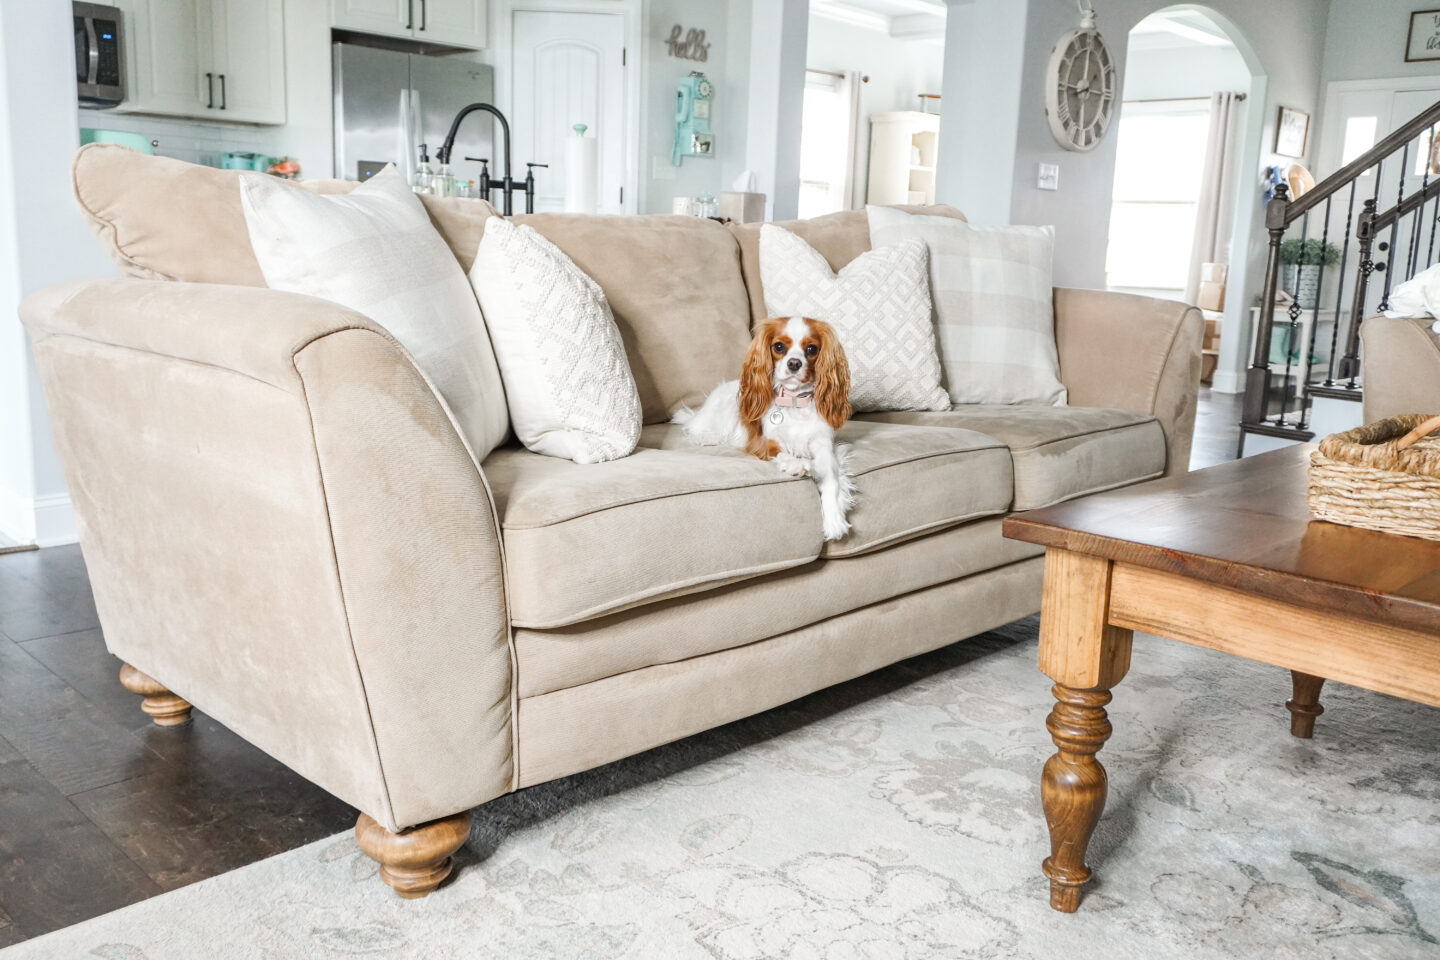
[641,420,1013,559]
[859,405,1166,510]
[482,445,823,629]
[514,518,1043,698]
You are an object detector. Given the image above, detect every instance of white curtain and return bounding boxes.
[840,71,863,210]
[1184,91,1241,305]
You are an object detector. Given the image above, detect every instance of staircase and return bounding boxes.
[1238,98,1440,455]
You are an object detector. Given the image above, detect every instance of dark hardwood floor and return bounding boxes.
[0,545,357,947]
[0,390,1244,946]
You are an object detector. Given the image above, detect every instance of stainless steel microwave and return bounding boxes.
[74,2,125,107]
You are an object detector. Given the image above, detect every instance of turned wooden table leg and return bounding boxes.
[1042,683,1115,912]
[1286,671,1326,738]
[356,811,471,899]
[118,663,192,726]
[1036,549,1134,913]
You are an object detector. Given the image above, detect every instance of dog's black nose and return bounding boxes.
[786,358,802,373]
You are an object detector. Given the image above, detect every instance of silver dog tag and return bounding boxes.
[769,410,784,425]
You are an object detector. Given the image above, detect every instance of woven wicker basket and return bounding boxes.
[1308,414,1440,542]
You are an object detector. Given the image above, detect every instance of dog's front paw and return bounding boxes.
[775,453,813,478]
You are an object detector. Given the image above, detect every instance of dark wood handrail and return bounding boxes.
[1286,97,1440,221]
[1374,173,1440,231]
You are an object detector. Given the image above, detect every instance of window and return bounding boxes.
[1340,115,1378,168]
[798,70,857,220]
[1105,102,1212,293]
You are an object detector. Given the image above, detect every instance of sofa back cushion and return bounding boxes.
[509,213,752,422]
[728,204,967,327]
[72,145,751,423]
[72,144,500,285]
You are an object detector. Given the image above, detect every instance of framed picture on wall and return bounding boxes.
[1275,107,1310,158]
[1406,9,1440,61]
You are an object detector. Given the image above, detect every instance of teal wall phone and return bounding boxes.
[672,71,715,166]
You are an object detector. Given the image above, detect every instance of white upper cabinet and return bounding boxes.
[332,0,486,50]
[116,0,209,117]
[415,0,487,50]
[330,0,411,38]
[116,0,286,124]
[210,0,286,123]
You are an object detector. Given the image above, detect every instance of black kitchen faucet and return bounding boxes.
[435,103,545,215]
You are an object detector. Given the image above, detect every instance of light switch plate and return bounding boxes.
[1038,163,1060,191]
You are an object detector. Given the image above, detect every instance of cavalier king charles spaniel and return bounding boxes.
[675,316,856,541]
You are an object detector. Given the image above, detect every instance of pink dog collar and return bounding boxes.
[774,386,814,408]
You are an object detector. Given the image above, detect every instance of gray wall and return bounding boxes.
[641,0,752,214]
[1122,44,1250,102]
[1010,0,1328,289]
[1322,0,1440,84]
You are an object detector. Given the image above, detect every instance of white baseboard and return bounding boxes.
[0,485,34,545]
[0,489,77,548]
[33,493,77,547]
[1210,370,1242,394]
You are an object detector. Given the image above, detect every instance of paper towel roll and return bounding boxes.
[565,129,598,214]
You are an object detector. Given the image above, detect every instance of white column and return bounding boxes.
[934,0,1028,225]
[744,0,808,221]
[0,0,116,545]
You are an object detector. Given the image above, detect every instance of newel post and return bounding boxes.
[1339,199,1377,382]
[1242,183,1290,425]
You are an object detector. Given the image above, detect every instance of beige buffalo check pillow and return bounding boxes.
[867,205,1066,406]
[759,223,949,412]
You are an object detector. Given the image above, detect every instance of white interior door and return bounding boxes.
[511,10,627,214]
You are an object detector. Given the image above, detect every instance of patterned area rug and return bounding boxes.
[6,618,1439,959]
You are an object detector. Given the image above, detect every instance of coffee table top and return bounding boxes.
[1003,444,1440,635]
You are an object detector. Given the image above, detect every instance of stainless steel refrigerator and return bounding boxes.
[333,42,495,188]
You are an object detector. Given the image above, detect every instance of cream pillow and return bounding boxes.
[239,164,509,459]
[759,223,948,412]
[468,218,641,464]
[867,206,1066,406]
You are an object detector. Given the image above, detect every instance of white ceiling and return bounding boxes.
[1127,10,1235,52]
[810,0,947,41]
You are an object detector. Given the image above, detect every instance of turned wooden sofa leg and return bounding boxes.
[118,663,193,726]
[355,811,471,899]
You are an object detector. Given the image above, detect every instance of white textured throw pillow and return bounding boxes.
[468,218,641,464]
[239,165,509,459]
[867,206,1066,406]
[759,224,948,412]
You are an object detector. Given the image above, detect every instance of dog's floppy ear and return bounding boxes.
[739,319,782,426]
[810,319,851,429]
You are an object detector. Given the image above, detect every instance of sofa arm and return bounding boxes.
[1360,314,1440,422]
[21,278,515,832]
[1053,288,1203,475]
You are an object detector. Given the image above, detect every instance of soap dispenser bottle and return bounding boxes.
[412,143,434,195]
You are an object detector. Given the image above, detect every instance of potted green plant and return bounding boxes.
[1279,238,1340,310]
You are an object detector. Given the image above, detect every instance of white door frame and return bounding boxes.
[1316,76,1440,177]
[490,0,641,214]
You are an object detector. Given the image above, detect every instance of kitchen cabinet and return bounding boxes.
[116,0,286,124]
[331,0,487,50]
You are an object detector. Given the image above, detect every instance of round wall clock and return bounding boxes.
[1045,6,1117,152]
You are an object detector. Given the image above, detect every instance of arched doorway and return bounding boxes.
[1104,5,1266,465]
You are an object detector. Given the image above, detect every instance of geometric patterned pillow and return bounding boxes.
[469,218,642,463]
[759,223,950,412]
[867,206,1066,406]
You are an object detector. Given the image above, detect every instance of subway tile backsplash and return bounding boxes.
[77,110,280,167]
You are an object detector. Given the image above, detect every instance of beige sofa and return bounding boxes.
[1360,314,1440,421]
[20,145,1202,898]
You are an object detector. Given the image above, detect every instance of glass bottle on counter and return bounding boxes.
[432,161,455,197]
[412,143,434,195]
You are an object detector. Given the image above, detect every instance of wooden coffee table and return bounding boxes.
[1002,444,1440,913]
